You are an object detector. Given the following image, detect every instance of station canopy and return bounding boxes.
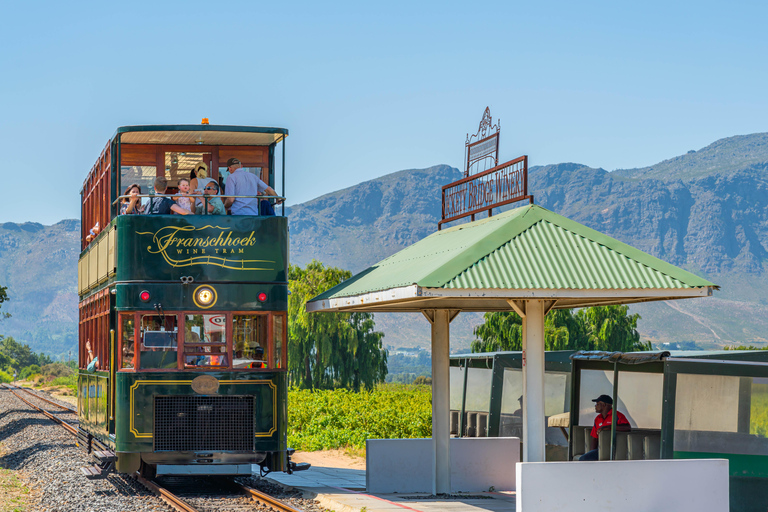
[307,203,717,313]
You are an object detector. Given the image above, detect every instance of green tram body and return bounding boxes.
[77,124,291,475]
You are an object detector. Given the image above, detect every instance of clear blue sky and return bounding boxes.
[2,0,767,225]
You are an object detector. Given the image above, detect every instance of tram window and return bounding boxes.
[120,314,135,369]
[219,167,263,188]
[139,314,178,370]
[165,152,212,188]
[273,314,285,369]
[233,314,268,369]
[184,314,228,368]
[121,166,157,199]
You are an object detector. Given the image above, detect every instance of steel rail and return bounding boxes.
[2,383,80,437]
[12,384,77,412]
[133,474,200,512]
[238,482,305,512]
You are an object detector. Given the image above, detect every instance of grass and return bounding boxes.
[0,444,34,512]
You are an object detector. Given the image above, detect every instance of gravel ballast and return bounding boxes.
[0,386,331,512]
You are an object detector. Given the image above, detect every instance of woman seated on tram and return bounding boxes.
[120,184,144,215]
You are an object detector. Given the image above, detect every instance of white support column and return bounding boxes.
[425,309,452,495]
[522,299,546,462]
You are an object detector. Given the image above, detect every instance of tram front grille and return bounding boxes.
[154,396,255,451]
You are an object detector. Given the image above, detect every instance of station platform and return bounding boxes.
[262,461,517,512]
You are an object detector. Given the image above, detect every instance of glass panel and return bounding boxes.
[139,314,178,369]
[184,314,228,368]
[220,166,263,188]
[121,314,135,369]
[273,315,284,369]
[674,373,768,457]
[233,314,268,369]
[578,369,614,426]
[121,166,157,198]
[465,367,493,413]
[616,371,663,428]
[450,366,466,410]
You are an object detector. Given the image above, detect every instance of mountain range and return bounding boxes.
[2,133,768,357]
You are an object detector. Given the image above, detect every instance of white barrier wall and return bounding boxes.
[516,459,729,512]
[366,437,519,493]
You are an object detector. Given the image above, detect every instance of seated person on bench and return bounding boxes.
[579,394,630,461]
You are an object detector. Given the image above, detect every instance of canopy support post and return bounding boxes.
[423,309,457,495]
[522,299,548,462]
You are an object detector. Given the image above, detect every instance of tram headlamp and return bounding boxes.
[193,285,217,309]
[258,292,267,303]
[140,290,151,302]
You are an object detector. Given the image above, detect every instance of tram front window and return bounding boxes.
[139,314,178,369]
[233,314,268,369]
[184,314,228,368]
[121,314,135,369]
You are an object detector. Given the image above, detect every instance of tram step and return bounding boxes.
[80,465,109,480]
[92,450,117,464]
[290,462,311,472]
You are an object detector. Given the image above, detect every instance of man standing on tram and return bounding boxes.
[223,158,281,215]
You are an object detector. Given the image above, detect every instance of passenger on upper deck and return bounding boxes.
[175,178,195,214]
[144,177,191,215]
[191,164,216,208]
[120,184,144,215]
[223,158,281,215]
[195,181,226,215]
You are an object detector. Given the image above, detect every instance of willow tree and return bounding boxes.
[472,305,645,353]
[288,261,387,391]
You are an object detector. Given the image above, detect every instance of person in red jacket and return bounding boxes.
[579,394,630,461]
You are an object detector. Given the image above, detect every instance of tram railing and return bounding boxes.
[113,193,286,216]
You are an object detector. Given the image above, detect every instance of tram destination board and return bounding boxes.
[439,155,532,229]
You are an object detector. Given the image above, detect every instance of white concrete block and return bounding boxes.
[516,459,729,512]
[366,437,520,493]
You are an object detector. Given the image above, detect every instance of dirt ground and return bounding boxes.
[291,449,366,470]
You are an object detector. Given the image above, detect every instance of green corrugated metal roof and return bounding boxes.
[309,203,716,303]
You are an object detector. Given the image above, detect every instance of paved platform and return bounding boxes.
[263,464,517,512]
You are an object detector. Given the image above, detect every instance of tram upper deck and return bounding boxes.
[77,123,288,297]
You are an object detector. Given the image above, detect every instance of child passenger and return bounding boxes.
[175,178,194,214]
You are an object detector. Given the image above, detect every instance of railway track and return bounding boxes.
[1,383,81,437]
[136,474,307,512]
[2,383,317,512]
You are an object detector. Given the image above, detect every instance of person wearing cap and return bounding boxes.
[579,394,630,461]
[223,157,281,215]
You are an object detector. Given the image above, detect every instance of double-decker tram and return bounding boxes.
[77,122,304,478]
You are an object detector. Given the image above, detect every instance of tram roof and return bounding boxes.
[114,124,288,146]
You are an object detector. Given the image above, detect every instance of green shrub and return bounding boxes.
[0,369,12,383]
[41,362,73,378]
[288,384,432,452]
[50,374,77,393]
[19,364,41,380]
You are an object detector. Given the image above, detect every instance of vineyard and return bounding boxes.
[287,384,433,453]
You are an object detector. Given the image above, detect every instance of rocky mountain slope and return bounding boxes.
[3,133,768,356]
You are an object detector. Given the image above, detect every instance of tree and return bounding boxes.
[0,337,52,369]
[0,285,9,321]
[577,305,643,352]
[471,311,523,352]
[288,260,387,391]
[472,305,647,353]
